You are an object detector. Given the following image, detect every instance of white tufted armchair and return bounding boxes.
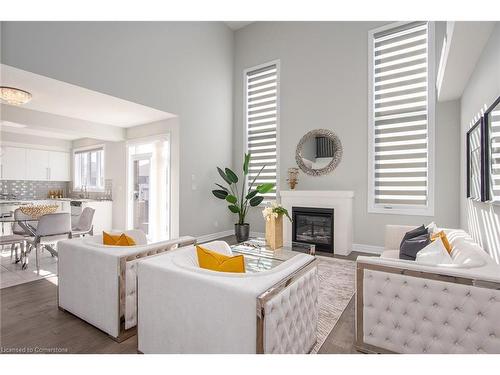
[58,231,196,341]
[137,241,318,354]
[356,225,500,354]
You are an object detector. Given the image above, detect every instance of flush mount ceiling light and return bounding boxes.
[0,86,32,105]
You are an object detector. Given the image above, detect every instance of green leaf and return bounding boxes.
[212,190,228,200]
[225,194,238,204]
[215,183,229,192]
[245,190,258,200]
[256,183,274,194]
[217,167,232,185]
[225,168,239,184]
[243,153,251,175]
[228,204,240,213]
[249,196,264,207]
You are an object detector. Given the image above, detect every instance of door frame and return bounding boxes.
[125,134,174,239]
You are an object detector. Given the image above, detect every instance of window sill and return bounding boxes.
[368,205,434,217]
[73,188,105,193]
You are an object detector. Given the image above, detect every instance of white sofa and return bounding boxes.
[137,241,318,354]
[58,230,196,341]
[356,225,500,354]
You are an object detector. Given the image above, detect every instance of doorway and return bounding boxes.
[127,136,170,241]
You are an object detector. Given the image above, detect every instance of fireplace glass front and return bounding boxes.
[292,206,334,253]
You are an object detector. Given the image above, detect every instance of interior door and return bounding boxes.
[132,155,152,236]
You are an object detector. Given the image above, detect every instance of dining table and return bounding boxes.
[0,214,58,270]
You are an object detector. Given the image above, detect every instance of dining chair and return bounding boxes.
[71,207,95,237]
[27,212,72,274]
[12,208,37,236]
[0,233,26,263]
[11,208,37,261]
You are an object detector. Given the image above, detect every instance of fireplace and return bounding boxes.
[292,206,334,253]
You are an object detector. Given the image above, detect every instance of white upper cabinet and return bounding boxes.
[0,146,27,180]
[48,151,70,181]
[0,146,70,181]
[26,149,50,181]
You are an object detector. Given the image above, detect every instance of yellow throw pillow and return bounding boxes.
[103,231,121,245]
[431,231,452,253]
[102,231,137,246]
[196,245,245,273]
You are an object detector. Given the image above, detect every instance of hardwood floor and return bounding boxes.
[0,237,374,354]
[0,278,137,354]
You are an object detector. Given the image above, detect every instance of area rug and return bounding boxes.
[310,256,356,353]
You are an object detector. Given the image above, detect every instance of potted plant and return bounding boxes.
[212,153,274,242]
[262,202,292,249]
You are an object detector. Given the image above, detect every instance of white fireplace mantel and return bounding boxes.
[279,190,354,256]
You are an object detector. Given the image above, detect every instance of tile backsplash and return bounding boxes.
[0,180,69,200]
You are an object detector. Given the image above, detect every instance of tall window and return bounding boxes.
[74,146,104,191]
[368,22,434,215]
[245,61,280,200]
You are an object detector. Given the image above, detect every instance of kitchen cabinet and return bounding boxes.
[0,146,27,180]
[0,146,71,182]
[70,200,112,233]
[48,151,70,181]
[26,149,50,181]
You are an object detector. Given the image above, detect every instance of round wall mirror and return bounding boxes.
[295,129,343,176]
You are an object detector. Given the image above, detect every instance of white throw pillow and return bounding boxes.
[416,238,453,265]
[426,221,439,235]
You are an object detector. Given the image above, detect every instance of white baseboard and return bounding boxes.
[197,230,233,243]
[197,231,383,255]
[352,243,384,255]
[197,230,265,243]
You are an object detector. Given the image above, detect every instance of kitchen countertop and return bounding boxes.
[0,198,112,204]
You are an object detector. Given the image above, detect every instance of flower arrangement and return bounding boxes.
[262,202,291,250]
[262,201,292,222]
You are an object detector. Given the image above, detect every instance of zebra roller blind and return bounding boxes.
[245,62,279,200]
[370,22,431,210]
[488,101,500,201]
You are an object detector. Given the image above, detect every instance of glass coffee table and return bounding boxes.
[231,238,315,273]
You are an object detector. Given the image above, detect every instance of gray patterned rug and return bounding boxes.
[311,255,356,353]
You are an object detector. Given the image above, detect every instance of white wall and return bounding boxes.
[1,21,235,238]
[460,23,500,263]
[233,22,461,247]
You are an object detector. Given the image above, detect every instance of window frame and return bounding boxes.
[73,144,106,192]
[243,59,281,203]
[367,21,436,216]
[484,95,500,204]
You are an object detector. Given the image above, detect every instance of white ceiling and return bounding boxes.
[0,123,77,140]
[0,64,175,128]
[224,21,254,30]
[437,22,495,101]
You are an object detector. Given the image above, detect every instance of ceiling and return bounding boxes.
[0,64,175,128]
[0,122,76,140]
[437,22,495,101]
[224,21,254,30]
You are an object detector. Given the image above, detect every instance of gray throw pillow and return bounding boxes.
[399,224,427,249]
[400,233,431,260]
